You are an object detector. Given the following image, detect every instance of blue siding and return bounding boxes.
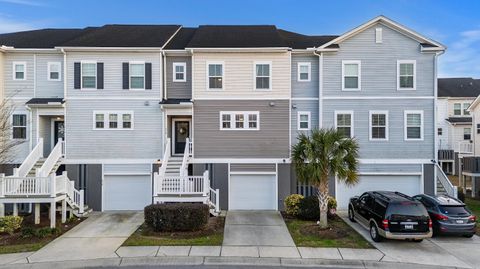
[291,100,319,145]
[291,55,319,98]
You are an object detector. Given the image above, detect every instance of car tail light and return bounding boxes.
[469,215,477,222]
[382,219,389,230]
[428,218,433,228]
[432,213,449,221]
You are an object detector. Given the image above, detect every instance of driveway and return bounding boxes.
[223,211,295,247]
[28,211,143,263]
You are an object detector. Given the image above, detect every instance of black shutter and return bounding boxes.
[145,63,152,90]
[97,62,104,89]
[74,62,81,89]
[122,62,129,89]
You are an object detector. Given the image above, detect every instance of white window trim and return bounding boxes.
[453,103,462,116]
[297,62,311,82]
[297,111,311,131]
[375,27,383,44]
[11,114,27,140]
[173,62,187,82]
[129,61,146,91]
[404,110,424,141]
[206,61,225,91]
[463,102,471,116]
[253,61,272,91]
[342,60,361,91]
[12,61,26,81]
[92,111,134,130]
[397,60,416,91]
[464,127,472,140]
[369,110,389,141]
[219,111,260,131]
[80,60,97,90]
[47,62,62,81]
[334,110,354,138]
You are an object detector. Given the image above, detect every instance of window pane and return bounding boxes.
[300,65,308,73]
[209,64,222,76]
[344,77,358,88]
[300,73,309,80]
[300,114,309,122]
[338,127,351,137]
[300,122,309,129]
[123,114,132,128]
[131,77,144,89]
[175,65,184,73]
[400,76,414,88]
[400,63,413,76]
[407,114,421,126]
[209,77,222,89]
[248,114,257,128]
[344,64,358,76]
[372,114,386,126]
[372,127,386,139]
[407,127,421,139]
[13,127,26,139]
[130,64,144,76]
[109,114,118,128]
[95,114,104,128]
[222,114,231,128]
[15,64,24,72]
[337,114,351,126]
[463,103,470,115]
[454,103,461,115]
[82,63,96,76]
[50,63,60,72]
[256,77,269,89]
[82,77,96,88]
[50,72,59,80]
[256,64,269,76]
[235,114,244,128]
[13,115,26,126]
[175,73,184,80]
[15,72,24,79]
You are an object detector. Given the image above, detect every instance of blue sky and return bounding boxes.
[0,0,479,78]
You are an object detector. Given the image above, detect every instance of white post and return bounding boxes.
[0,203,4,217]
[50,201,56,228]
[203,170,209,196]
[0,173,4,198]
[153,172,158,197]
[215,188,220,212]
[35,203,40,224]
[12,168,19,177]
[13,203,18,216]
[79,189,84,214]
[50,174,56,198]
[61,199,67,223]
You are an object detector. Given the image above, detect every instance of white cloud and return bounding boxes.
[0,0,45,6]
[0,17,36,33]
[439,28,480,78]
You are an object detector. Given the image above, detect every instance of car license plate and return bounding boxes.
[456,220,464,224]
[405,224,414,229]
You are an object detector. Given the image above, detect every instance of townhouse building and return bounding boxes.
[0,16,449,218]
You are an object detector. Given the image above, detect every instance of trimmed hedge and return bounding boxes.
[144,203,209,232]
[298,196,320,220]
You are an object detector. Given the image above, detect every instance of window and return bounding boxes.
[297,62,311,82]
[12,114,26,139]
[463,103,471,115]
[397,60,416,90]
[173,62,186,82]
[477,124,480,134]
[255,62,271,90]
[130,63,145,89]
[464,128,471,140]
[438,128,443,136]
[81,62,96,89]
[47,62,61,81]
[298,112,311,130]
[335,111,353,138]
[342,61,360,91]
[93,111,133,130]
[13,62,26,80]
[220,111,259,130]
[405,111,423,140]
[453,103,462,116]
[208,63,223,89]
[375,28,383,43]
[370,111,388,141]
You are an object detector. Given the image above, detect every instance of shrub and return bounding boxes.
[20,226,59,238]
[21,227,35,238]
[328,196,337,210]
[298,196,320,221]
[284,194,304,217]
[144,203,209,232]
[0,216,23,235]
[458,187,465,202]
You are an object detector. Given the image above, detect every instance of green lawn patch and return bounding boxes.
[123,216,225,246]
[285,215,372,248]
[465,197,480,235]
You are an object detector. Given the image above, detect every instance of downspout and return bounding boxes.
[433,50,445,195]
[162,51,167,100]
[61,48,67,158]
[25,105,32,151]
[313,49,323,128]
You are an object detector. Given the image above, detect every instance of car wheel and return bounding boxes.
[348,207,356,222]
[370,223,382,242]
[463,234,474,238]
[412,239,423,243]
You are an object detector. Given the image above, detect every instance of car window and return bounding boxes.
[360,194,374,208]
[387,202,428,217]
[374,201,387,216]
[439,206,470,216]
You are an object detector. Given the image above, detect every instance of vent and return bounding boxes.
[375,28,383,44]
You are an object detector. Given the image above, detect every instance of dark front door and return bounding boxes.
[54,121,65,144]
[174,121,190,155]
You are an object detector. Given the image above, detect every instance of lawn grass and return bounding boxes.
[284,216,372,248]
[123,217,225,246]
[0,242,46,255]
[465,197,480,235]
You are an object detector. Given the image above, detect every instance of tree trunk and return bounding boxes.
[317,179,329,228]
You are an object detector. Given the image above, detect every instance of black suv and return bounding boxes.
[348,191,432,242]
[413,194,476,238]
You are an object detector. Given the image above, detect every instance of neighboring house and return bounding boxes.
[0,16,448,216]
[437,78,480,175]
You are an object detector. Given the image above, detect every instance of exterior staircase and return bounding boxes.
[436,179,447,195]
[26,158,62,177]
[435,164,458,198]
[164,157,182,177]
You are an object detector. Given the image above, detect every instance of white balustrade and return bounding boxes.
[15,138,44,177]
[37,138,64,177]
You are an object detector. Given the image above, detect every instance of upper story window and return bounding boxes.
[463,103,471,115]
[464,127,471,140]
[94,111,133,130]
[220,111,259,130]
[477,124,480,134]
[13,62,26,80]
[12,114,27,139]
[208,62,223,90]
[297,62,311,82]
[129,62,145,89]
[297,111,311,130]
[370,111,388,141]
[173,62,186,82]
[335,111,353,138]
[342,60,361,91]
[48,62,61,81]
[453,102,471,116]
[255,62,271,90]
[81,62,97,89]
[397,60,416,90]
[438,128,443,136]
[404,110,423,141]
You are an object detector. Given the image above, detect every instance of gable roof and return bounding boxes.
[164,27,197,50]
[186,25,288,48]
[438,78,480,97]
[277,29,338,49]
[0,28,93,48]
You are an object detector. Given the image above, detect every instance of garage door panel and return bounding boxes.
[104,175,152,211]
[336,175,421,209]
[230,174,276,210]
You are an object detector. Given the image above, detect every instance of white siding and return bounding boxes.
[4,53,34,98]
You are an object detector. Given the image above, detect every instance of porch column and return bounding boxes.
[473,177,479,199]
[50,201,56,228]
[61,199,67,223]
[35,203,41,224]
[0,203,4,217]
[13,203,18,216]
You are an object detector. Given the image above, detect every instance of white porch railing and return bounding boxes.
[156,172,209,195]
[14,138,44,177]
[209,187,220,213]
[37,138,64,177]
[180,137,191,177]
[436,163,458,198]
[0,174,54,197]
[456,141,473,154]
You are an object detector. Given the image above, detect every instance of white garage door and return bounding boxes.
[336,175,422,209]
[103,175,152,211]
[230,174,276,210]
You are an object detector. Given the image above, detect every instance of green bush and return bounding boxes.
[144,203,209,232]
[328,196,337,210]
[298,196,320,221]
[21,226,59,238]
[0,216,23,235]
[20,227,35,238]
[284,194,304,217]
[458,187,465,202]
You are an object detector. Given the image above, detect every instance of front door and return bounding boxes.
[53,120,65,145]
[173,120,190,155]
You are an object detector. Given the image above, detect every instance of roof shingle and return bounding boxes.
[438,78,480,98]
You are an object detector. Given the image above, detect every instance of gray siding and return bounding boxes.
[166,56,192,99]
[291,100,319,145]
[65,100,163,159]
[291,55,319,98]
[323,99,435,159]
[193,100,290,158]
[36,54,64,98]
[278,164,293,210]
[4,53,34,98]
[423,163,435,195]
[230,163,276,172]
[10,100,30,163]
[66,164,102,211]
[212,163,228,210]
[323,22,435,97]
[358,163,422,173]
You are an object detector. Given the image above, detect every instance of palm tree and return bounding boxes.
[292,128,359,228]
